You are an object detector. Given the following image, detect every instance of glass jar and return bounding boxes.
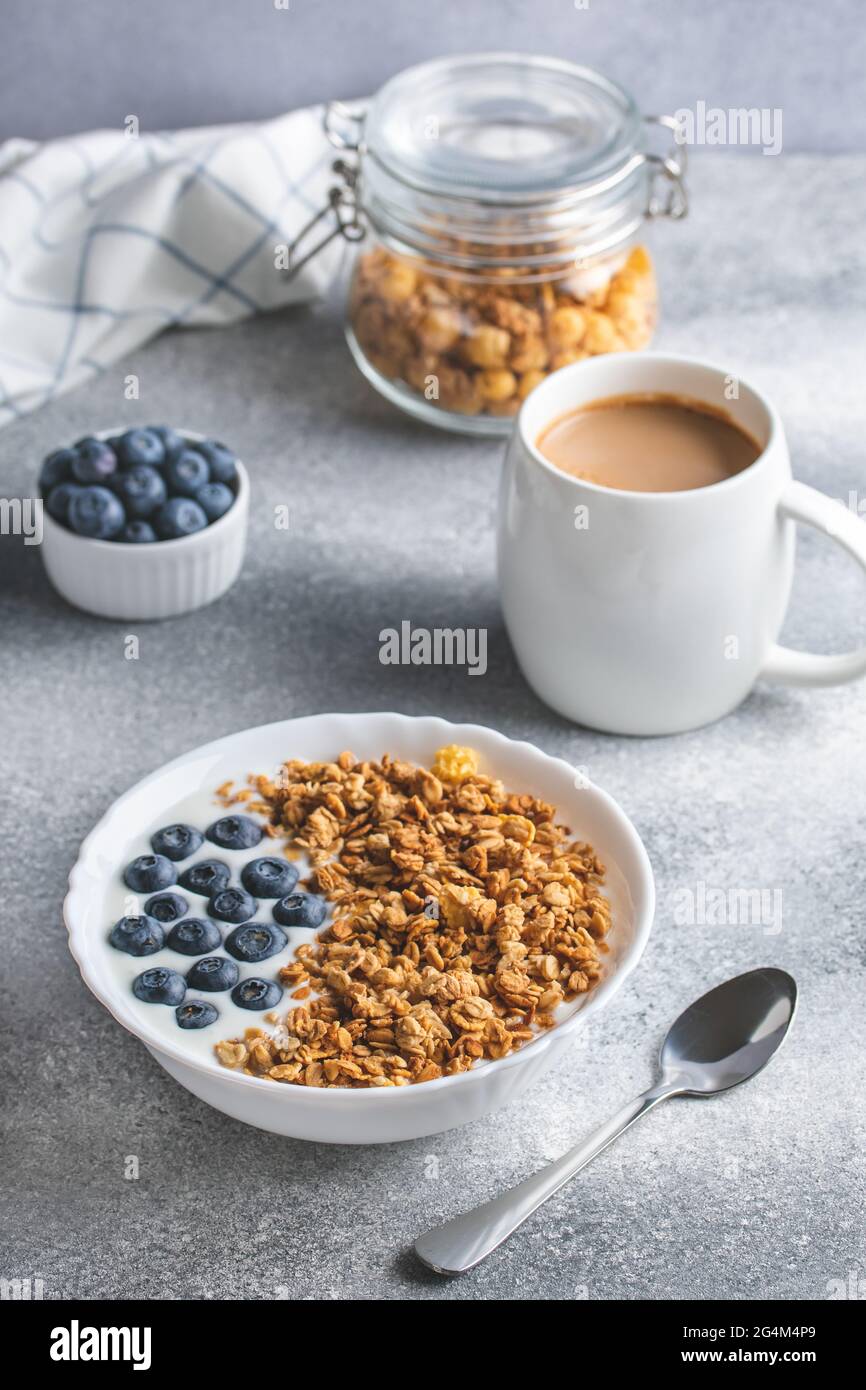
[297,54,687,436]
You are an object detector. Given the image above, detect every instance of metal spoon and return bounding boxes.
[415,967,797,1276]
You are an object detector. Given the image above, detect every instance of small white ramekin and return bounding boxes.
[40,428,249,621]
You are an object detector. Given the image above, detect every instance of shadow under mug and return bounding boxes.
[497,353,866,736]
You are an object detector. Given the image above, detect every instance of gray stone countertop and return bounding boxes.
[2,154,865,1301]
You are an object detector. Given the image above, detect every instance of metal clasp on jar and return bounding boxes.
[281,103,367,279]
[643,114,688,219]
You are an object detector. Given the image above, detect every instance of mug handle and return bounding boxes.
[761,480,866,686]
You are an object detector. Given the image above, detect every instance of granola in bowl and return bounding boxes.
[214,744,612,1088]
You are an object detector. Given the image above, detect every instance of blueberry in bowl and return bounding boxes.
[132,966,186,1005]
[39,426,248,621]
[224,922,288,963]
[151,823,205,861]
[164,448,211,498]
[154,496,208,539]
[116,427,166,469]
[40,428,241,543]
[151,425,186,463]
[196,439,238,486]
[176,1000,219,1030]
[196,481,235,523]
[68,485,126,539]
[166,917,222,956]
[45,481,83,524]
[121,520,157,543]
[240,857,299,898]
[109,915,165,956]
[70,437,118,485]
[185,956,239,992]
[231,977,283,1011]
[113,465,167,519]
[178,858,231,897]
[123,853,176,894]
[209,886,258,925]
[273,891,328,929]
[39,447,77,493]
[206,815,263,851]
[144,890,189,924]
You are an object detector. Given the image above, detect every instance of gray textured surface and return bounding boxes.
[1,0,864,152]
[2,153,866,1301]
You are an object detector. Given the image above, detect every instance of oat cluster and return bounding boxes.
[215,745,611,1088]
[349,244,656,420]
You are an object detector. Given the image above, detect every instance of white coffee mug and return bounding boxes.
[497,353,866,735]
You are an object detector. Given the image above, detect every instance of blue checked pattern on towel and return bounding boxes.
[0,107,343,428]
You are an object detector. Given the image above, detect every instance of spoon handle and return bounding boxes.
[415,1082,677,1275]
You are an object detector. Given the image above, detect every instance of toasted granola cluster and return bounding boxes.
[215,746,611,1087]
[349,244,657,419]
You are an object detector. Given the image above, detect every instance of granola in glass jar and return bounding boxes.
[293,53,686,434]
[349,242,657,422]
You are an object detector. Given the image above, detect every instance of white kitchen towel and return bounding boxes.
[0,106,343,428]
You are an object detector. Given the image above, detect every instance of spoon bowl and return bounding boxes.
[661,967,797,1096]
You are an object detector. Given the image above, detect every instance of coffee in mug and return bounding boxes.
[536,393,761,493]
[497,353,866,735]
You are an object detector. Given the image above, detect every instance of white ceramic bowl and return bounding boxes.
[40,429,249,620]
[65,712,655,1143]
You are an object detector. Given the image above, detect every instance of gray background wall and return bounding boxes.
[1,0,863,150]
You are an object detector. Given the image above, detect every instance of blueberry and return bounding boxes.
[231,977,283,1011]
[209,886,257,925]
[185,955,239,992]
[68,485,126,539]
[206,815,263,851]
[195,481,234,523]
[143,890,188,924]
[109,915,165,956]
[151,823,205,861]
[166,917,222,956]
[224,922,288,963]
[70,438,118,485]
[116,428,166,469]
[154,496,208,539]
[45,481,83,524]
[113,464,167,519]
[175,999,219,1030]
[273,891,327,929]
[123,853,176,894]
[149,425,186,462]
[132,966,186,1005]
[240,857,298,899]
[197,439,238,486]
[120,520,157,543]
[39,447,76,493]
[165,448,210,497]
[178,859,231,897]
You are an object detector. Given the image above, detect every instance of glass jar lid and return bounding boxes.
[363,52,642,205]
[288,53,686,281]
